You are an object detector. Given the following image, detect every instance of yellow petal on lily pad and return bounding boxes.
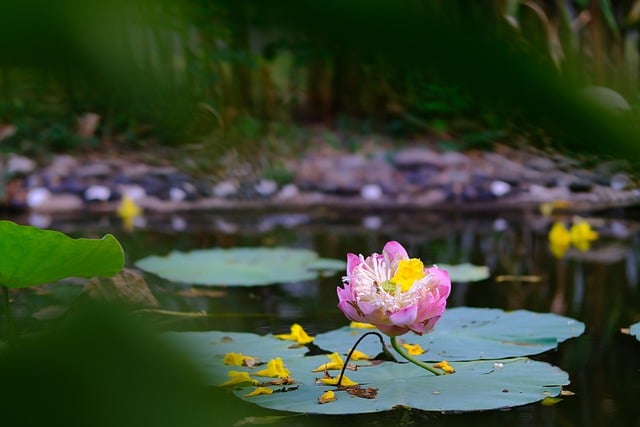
[318,390,336,404]
[349,349,371,360]
[433,360,455,374]
[255,357,291,378]
[223,352,256,367]
[221,371,258,388]
[273,323,314,344]
[319,375,358,387]
[402,343,425,355]
[312,352,344,372]
[244,387,274,397]
[349,321,376,329]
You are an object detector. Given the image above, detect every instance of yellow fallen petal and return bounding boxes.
[401,343,425,355]
[255,357,291,378]
[318,390,336,404]
[319,375,358,387]
[224,353,255,366]
[349,321,376,329]
[312,352,344,372]
[273,323,314,344]
[433,361,455,374]
[349,349,371,360]
[221,371,258,388]
[244,387,274,397]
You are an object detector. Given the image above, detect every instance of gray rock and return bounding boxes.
[7,155,36,175]
[393,148,441,168]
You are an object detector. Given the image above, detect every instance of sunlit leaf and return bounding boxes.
[315,307,585,362]
[135,247,344,286]
[0,221,124,288]
[165,307,579,414]
[437,263,490,282]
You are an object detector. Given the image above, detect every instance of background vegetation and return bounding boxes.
[1,0,640,162]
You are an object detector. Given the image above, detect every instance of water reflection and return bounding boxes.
[4,208,640,425]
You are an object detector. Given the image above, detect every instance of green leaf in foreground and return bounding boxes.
[165,307,580,414]
[135,247,345,286]
[0,221,125,288]
[317,307,585,361]
[630,322,640,341]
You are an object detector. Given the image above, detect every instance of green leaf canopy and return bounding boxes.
[0,221,124,288]
[165,307,581,414]
[135,247,345,286]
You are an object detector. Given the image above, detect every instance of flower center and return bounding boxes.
[389,258,425,292]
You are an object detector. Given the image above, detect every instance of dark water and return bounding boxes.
[4,208,640,426]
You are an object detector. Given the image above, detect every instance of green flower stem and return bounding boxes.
[337,331,392,387]
[2,285,14,340]
[390,336,441,376]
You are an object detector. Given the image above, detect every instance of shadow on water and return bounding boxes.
[3,208,640,426]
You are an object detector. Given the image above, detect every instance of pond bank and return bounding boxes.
[2,136,639,216]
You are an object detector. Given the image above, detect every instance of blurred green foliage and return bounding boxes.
[0,302,258,427]
[0,0,639,160]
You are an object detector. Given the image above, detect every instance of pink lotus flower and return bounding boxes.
[337,241,451,337]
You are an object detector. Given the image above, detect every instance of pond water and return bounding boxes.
[4,207,640,426]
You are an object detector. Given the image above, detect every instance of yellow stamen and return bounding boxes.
[273,323,314,344]
[255,357,291,378]
[391,258,426,292]
[244,387,274,397]
[401,343,425,355]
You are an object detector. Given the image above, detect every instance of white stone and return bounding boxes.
[84,185,111,201]
[360,184,383,200]
[169,187,187,202]
[26,187,51,208]
[276,183,299,200]
[212,181,238,198]
[490,180,511,197]
[255,179,278,197]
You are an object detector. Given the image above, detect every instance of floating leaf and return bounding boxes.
[165,307,578,414]
[0,221,124,288]
[630,322,640,341]
[316,307,585,361]
[135,247,345,286]
[438,263,490,282]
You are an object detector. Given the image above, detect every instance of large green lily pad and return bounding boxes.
[166,307,579,414]
[630,322,640,341]
[317,307,585,361]
[0,221,124,288]
[135,247,345,286]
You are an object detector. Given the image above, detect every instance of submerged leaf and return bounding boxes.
[135,247,344,286]
[437,263,490,282]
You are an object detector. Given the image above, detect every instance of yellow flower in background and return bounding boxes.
[117,195,142,231]
[401,343,425,355]
[244,387,274,397]
[312,352,344,372]
[255,357,291,378]
[220,371,258,388]
[274,323,314,344]
[569,220,598,251]
[223,352,257,367]
[548,220,599,258]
